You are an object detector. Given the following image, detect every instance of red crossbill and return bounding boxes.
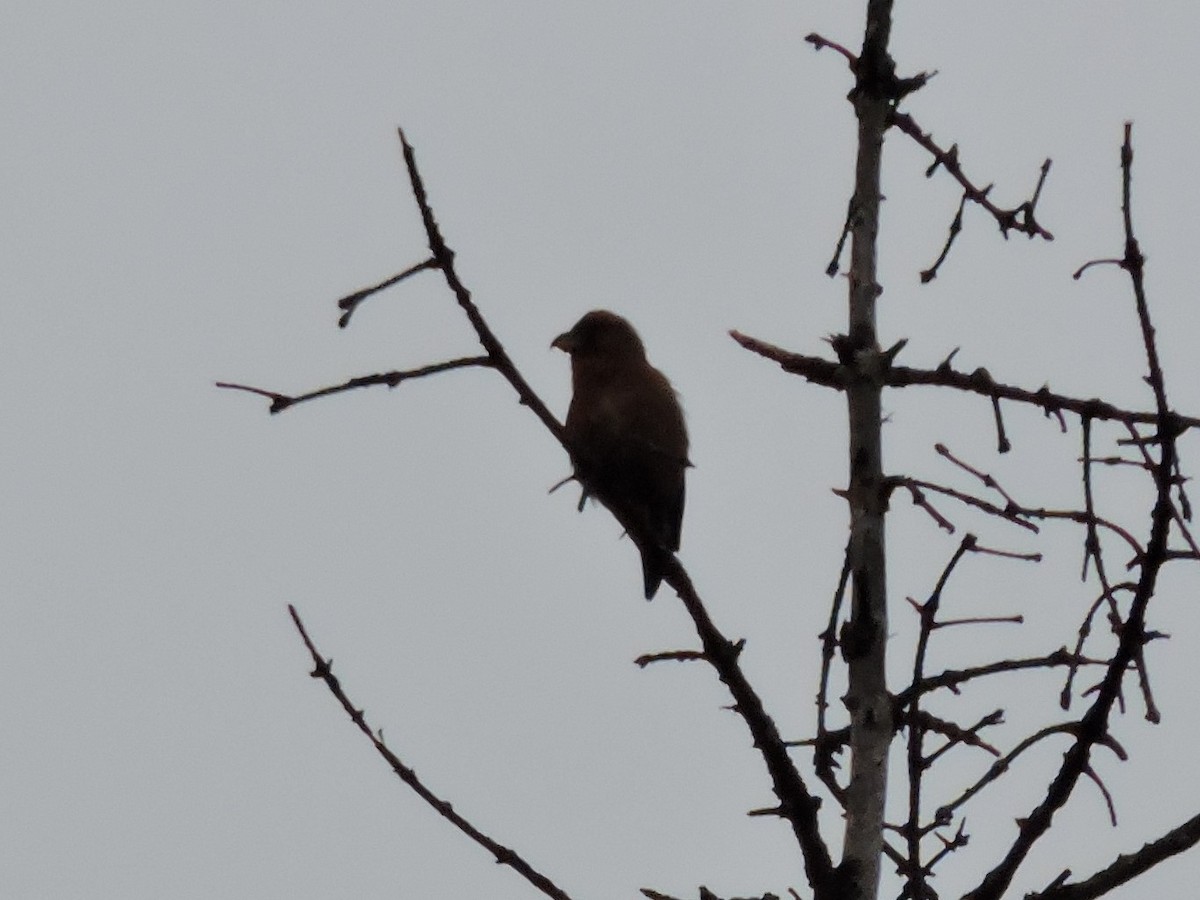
[552,310,689,599]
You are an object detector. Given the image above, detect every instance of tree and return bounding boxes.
[222,3,1200,899]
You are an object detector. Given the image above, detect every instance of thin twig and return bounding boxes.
[935,443,1019,509]
[896,649,1105,705]
[635,649,709,668]
[890,111,1054,242]
[216,356,492,413]
[920,192,967,283]
[336,258,440,328]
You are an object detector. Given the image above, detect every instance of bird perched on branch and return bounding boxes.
[552,310,690,599]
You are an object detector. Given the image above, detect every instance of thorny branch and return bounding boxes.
[286,605,576,900]
[806,29,1053,282]
[892,112,1054,243]
[834,5,897,895]
[729,330,1200,434]
[892,468,1143,567]
[1029,811,1200,900]
[895,649,1107,707]
[216,356,491,413]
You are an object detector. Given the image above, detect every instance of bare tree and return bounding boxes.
[222,3,1200,899]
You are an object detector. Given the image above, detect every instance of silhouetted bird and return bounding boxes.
[552,310,689,599]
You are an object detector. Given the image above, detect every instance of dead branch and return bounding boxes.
[216,356,492,413]
[1029,811,1200,900]
[729,331,1200,434]
[287,605,576,900]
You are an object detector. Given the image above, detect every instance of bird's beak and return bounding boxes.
[551,330,574,353]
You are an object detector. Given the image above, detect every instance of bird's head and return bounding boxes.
[551,310,647,362]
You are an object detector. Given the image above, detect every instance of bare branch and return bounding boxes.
[897,649,1105,706]
[729,331,1200,432]
[935,443,1019,509]
[890,111,1054,242]
[813,540,854,806]
[216,356,492,413]
[914,709,1001,758]
[804,32,860,68]
[938,723,1080,822]
[287,605,576,900]
[896,479,957,533]
[335,258,440,328]
[825,197,855,277]
[658,561,837,894]
[394,129,569,447]
[919,192,966,283]
[1030,811,1200,900]
[634,649,709,668]
[1082,766,1118,828]
[894,476,1040,534]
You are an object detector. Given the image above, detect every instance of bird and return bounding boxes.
[552,310,689,599]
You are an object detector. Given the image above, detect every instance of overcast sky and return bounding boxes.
[6,3,1200,899]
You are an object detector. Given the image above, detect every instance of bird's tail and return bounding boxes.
[640,544,670,600]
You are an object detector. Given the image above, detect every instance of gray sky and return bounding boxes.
[5,3,1200,898]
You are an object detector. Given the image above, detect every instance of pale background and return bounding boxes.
[5,3,1200,898]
